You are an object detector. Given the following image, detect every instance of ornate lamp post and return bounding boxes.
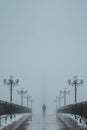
[25,95,32,108]
[3,75,19,103]
[30,98,33,112]
[17,88,28,106]
[56,91,62,108]
[68,76,84,103]
[60,88,70,105]
[3,75,19,119]
[55,96,58,108]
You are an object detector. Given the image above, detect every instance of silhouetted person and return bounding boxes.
[42,104,46,115]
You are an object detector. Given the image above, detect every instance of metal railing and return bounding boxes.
[0,100,32,116]
[56,101,87,119]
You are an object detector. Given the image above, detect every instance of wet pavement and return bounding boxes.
[27,114,59,130]
[17,114,71,130]
[16,114,87,130]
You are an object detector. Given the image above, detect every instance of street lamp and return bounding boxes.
[60,88,70,106]
[17,88,28,106]
[30,98,33,111]
[3,75,19,103]
[56,91,62,108]
[55,96,58,108]
[25,95,32,108]
[3,75,19,119]
[68,76,84,103]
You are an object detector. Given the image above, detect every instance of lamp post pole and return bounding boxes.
[56,96,58,108]
[29,98,32,109]
[68,76,84,103]
[31,99,32,109]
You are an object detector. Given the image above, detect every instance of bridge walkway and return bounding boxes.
[2,113,87,130]
[25,114,87,130]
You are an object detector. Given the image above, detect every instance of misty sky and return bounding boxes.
[0,0,87,114]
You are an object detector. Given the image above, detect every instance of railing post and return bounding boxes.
[0,116,1,126]
[5,116,7,123]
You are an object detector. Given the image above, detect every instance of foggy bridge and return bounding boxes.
[1,100,87,130]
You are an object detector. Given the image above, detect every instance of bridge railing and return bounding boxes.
[56,101,87,119]
[0,100,32,116]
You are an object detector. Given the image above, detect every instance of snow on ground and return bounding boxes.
[0,113,31,130]
[57,113,87,128]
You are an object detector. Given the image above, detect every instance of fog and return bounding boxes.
[0,0,87,114]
